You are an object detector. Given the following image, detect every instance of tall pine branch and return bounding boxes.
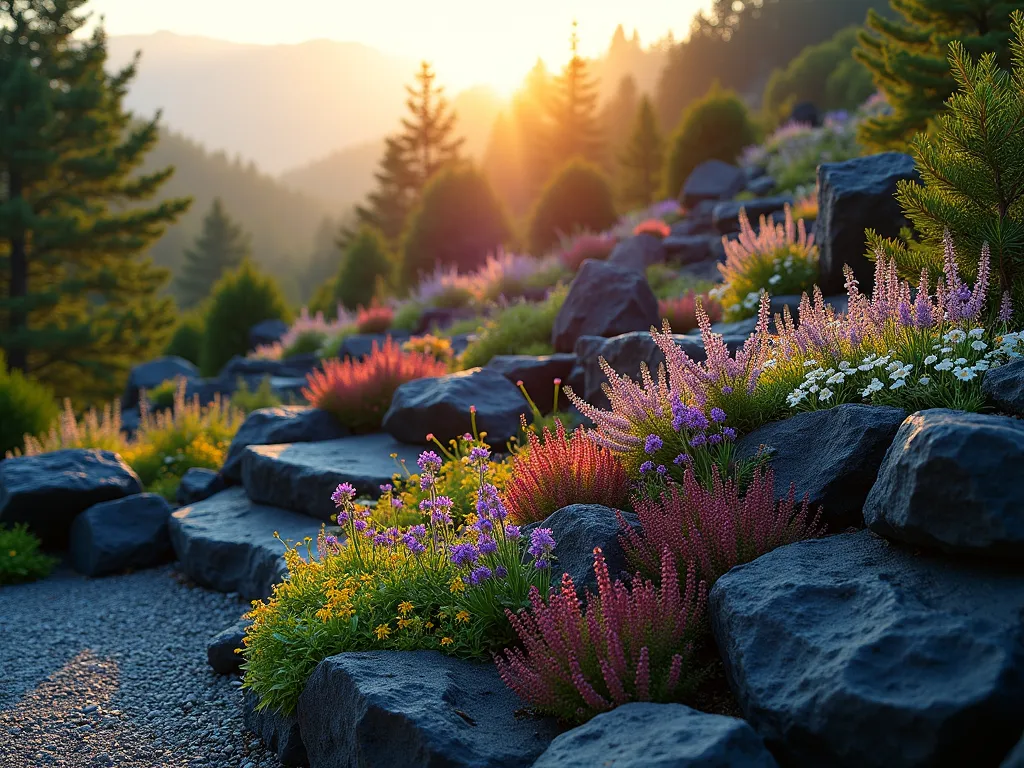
[0,0,191,402]
[855,0,1018,150]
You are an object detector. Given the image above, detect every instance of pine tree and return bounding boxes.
[175,198,250,307]
[855,0,1018,151]
[868,10,1024,318]
[400,61,465,191]
[348,62,464,246]
[601,74,639,171]
[619,96,664,210]
[351,135,418,243]
[0,0,191,402]
[333,225,393,311]
[546,20,603,169]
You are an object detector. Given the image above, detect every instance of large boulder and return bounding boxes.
[241,435,423,521]
[864,409,1024,558]
[222,406,350,483]
[662,234,714,264]
[338,332,412,362]
[712,195,794,235]
[984,359,1024,417]
[175,467,226,507]
[680,160,746,208]
[671,200,719,237]
[1003,735,1024,768]
[533,703,778,768]
[711,530,1024,768]
[816,152,919,294]
[297,651,558,768]
[243,691,307,767]
[607,233,667,271]
[0,449,143,546]
[249,318,289,349]
[382,368,532,446]
[485,353,575,414]
[735,404,906,531]
[207,617,249,675]
[528,504,638,594]
[168,487,324,601]
[221,353,320,381]
[69,493,174,577]
[551,259,660,353]
[122,356,199,410]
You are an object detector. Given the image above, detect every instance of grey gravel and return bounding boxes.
[0,564,283,768]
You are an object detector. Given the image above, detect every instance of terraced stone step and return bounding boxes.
[169,487,325,601]
[241,434,424,521]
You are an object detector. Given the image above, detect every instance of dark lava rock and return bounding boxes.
[551,259,660,353]
[662,234,713,264]
[176,467,226,507]
[984,359,1024,417]
[249,319,289,349]
[241,435,423,521]
[1003,735,1024,768]
[297,651,557,768]
[711,530,1024,768]
[69,493,174,577]
[168,487,324,601]
[864,409,1024,558]
[243,690,308,767]
[122,356,199,410]
[208,617,249,675]
[383,368,532,446]
[712,195,794,235]
[789,101,820,127]
[533,702,779,768]
[223,406,350,483]
[485,353,575,413]
[816,152,919,294]
[746,175,777,197]
[607,233,667,271]
[221,354,320,381]
[528,504,638,594]
[671,200,719,237]
[0,449,143,547]
[735,404,905,531]
[338,332,412,361]
[680,160,746,208]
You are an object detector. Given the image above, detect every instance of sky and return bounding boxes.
[84,0,707,93]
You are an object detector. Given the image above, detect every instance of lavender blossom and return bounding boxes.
[450,543,480,567]
[528,528,556,560]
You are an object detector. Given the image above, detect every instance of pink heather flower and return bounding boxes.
[719,204,815,289]
[620,467,825,586]
[999,292,1015,324]
[494,548,707,723]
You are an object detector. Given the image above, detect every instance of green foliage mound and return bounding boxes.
[400,165,513,288]
[529,160,618,256]
[199,261,293,377]
[312,225,393,315]
[869,11,1024,319]
[662,86,758,200]
[0,354,59,457]
[457,287,567,369]
[0,524,58,586]
[164,310,206,366]
[763,27,875,123]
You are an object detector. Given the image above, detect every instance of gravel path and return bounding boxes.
[0,564,282,768]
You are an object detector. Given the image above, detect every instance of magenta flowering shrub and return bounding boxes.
[621,467,824,586]
[495,548,707,723]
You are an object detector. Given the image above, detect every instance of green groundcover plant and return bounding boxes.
[457,287,567,369]
[242,442,556,715]
[0,524,58,586]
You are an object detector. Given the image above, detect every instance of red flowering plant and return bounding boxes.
[632,219,671,238]
[503,417,630,525]
[559,231,618,272]
[657,292,722,333]
[495,547,707,724]
[355,301,394,333]
[302,337,446,432]
[621,467,824,587]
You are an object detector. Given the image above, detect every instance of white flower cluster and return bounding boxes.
[786,328,1024,409]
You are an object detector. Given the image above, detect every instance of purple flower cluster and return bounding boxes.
[528,528,556,569]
